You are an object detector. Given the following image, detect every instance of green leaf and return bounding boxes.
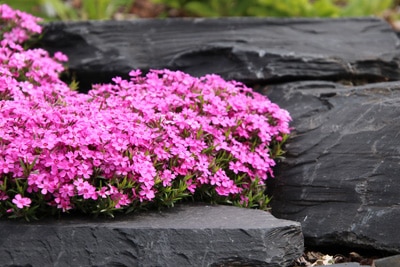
[42,0,79,20]
[183,1,220,17]
[341,0,393,17]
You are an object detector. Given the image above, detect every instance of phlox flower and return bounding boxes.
[39,133,58,150]
[74,178,97,200]
[54,197,72,212]
[107,184,119,196]
[160,169,176,187]
[0,4,292,218]
[12,194,31,209]
[0,188,8,200]
[153,146,170,160]
[59,184,75,198]
[197,175,209,184]
[186,179,196,193]
[139,186,155,201]
[215,186,231,196]
[129,69,141,77]
[77,163,93,179]
[37,174,59,195]
[0,158,13,174]
[210,174,221,186]
[27,173,44,186]
[97,186,110,198]
[73,178,86,192]
[229,161,242,174]
[0,4,16,20]
[53,52,68,62]
[115,194,131,208]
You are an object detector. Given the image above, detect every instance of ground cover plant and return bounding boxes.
[2,0,396,21]
[0,4,291,221]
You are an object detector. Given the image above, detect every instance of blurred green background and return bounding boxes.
[2,0,400,23]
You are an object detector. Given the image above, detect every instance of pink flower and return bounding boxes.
[53,52,68,62]
[73,178,85,192]
[210,174,220,186]
[115,194,131,208]
[215,186,230,196]
[59,184,75,198]
[229,161,241,174]
[186,179,196,193]
[0,158,13,174]
[0,4,16,20]
[12,194,31,209]
[0,7,292,217]
[54,196,72,212]
[0,191,8,200]
[39,133,58,150]
[160,169,175,187]
[139,186,155,201]
[197,175,208,184]
[129,69,141,77]
[77,163,93,179]
[74,179,97,200]
[97,186,110,198]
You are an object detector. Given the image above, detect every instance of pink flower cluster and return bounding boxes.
[0,4,291,219]
[0,4,42,44]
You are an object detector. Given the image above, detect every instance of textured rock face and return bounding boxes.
[265,81,400,253]
[39,17,400,91]
[0,204,303,267]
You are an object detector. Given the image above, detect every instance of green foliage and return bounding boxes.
[43,0,78,20]
[1,0,396,20]
[340,0,394,17]
[78,0,135,20]
[1,0,135,21]
[0,0,48,19]
[184,0,256,17]
[153,0,394,18]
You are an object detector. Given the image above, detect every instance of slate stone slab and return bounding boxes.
[0,204,303,267]
[39,18,400,91]
[264,81,400,253]
[374,254,400,267]
[328,263,368,267]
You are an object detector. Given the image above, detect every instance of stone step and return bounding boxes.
[0,204,303,267]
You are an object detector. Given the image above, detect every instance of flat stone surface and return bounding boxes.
[0,203,303,267]
[328,263,366,267]
[39,18,400,91]
[264,81,400,253]
[374,254,400,267]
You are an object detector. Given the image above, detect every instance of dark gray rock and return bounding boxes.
[328,263,370,267]
[264,81,400,253]
[328,263,366,267]
[39,18,400,91]
[0,204,303,267]
[374,254,400,267]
